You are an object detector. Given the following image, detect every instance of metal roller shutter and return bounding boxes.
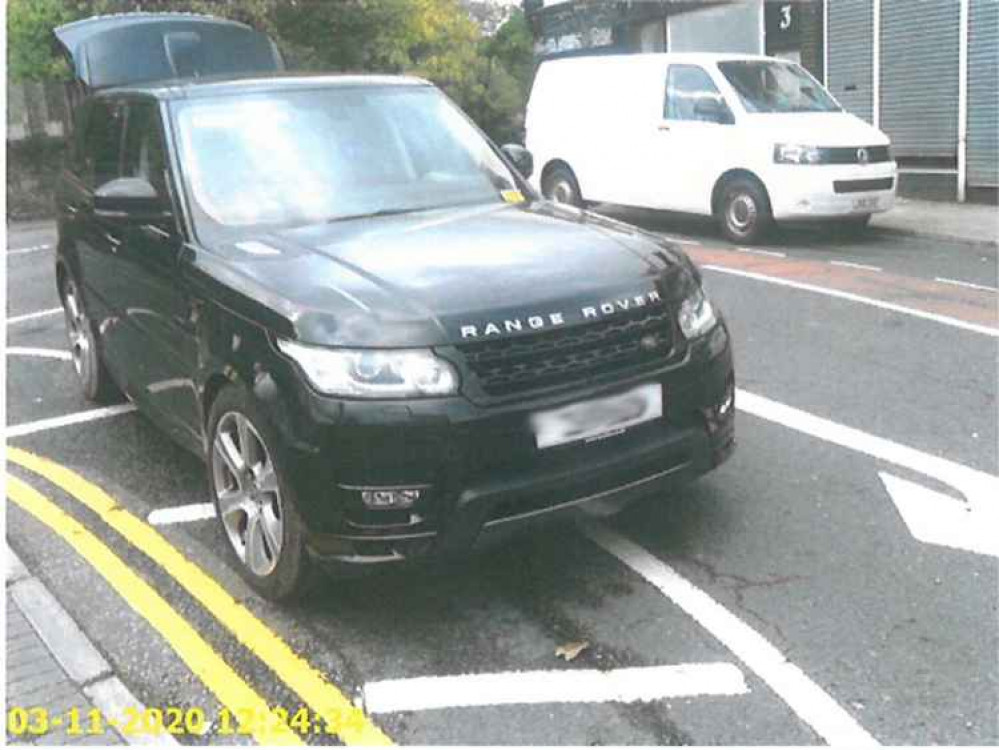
[968,0,998,187]
[880,0,960,158]
[827,0,874,124]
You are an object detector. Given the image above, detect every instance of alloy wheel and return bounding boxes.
[212,412,284,577]
[63,280,93,383]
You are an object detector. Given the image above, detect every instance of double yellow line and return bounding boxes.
[6,448,391,746]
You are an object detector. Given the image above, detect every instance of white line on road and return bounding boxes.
[702,264,999,337]
[934,276,998,293]
[6,347,72,361]
[829,260,882,272]
[148,504,217,526]
[363,663,747,714]
[7,244,53,256]
[584,523,880,747]
[736,247,787,258]
[666,237,702,246]
[736,388,998,514]
[6,404,137,439]
[7,308,63,325]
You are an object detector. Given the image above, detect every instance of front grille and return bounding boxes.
[833,177,895,194]
[457,306,675,398]
[823,145,891,164]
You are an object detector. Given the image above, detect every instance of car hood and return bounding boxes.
[192,202,694,348]
[743,111,890,146]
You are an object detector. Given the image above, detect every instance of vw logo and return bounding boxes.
[857,147,869,165]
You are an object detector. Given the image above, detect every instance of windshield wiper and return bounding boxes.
[325,206,429,223]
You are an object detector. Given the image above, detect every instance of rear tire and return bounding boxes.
[60,275,122,404]
[207,385,317,602]
[717,176,772,245]
[542,164,584,208]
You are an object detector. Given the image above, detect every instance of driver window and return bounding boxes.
[664,65,730,122]
[122,101,169,199]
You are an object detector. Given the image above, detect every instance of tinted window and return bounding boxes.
[122,101,169,198]
[665,65,729,122]
[82,99,125,189]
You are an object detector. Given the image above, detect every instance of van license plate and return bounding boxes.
[531,383,663,450]
[852,196,879,211]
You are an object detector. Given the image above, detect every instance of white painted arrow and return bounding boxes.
[737,389,999,558]
[878,472,999,558]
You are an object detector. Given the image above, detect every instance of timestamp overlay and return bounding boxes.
[6,209,998,745]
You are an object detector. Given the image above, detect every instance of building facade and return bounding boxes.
[524,0,998,201]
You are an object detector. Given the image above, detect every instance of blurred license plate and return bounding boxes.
[852,196,879,210]
[531,383,663,450]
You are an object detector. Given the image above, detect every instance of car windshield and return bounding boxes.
[717,60,841,114]
[172,84,520,231]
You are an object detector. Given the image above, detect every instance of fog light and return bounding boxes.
[360,488,422,510]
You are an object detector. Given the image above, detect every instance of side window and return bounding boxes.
[664,65,730,122]
[83,99,126,189]
[121,101,170,199]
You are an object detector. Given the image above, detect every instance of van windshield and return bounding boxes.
[172,85,519,231]
[717,60,840,114]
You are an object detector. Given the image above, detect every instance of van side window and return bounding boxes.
[122,101,170,199]
[82,99,126,190]
[664,65,729,122]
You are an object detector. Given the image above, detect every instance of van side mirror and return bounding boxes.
[501,143,534,180]
[693,98,734,125]
[93,177,172,223]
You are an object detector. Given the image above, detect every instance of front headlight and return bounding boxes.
[774,143,822,164]
[678,287,717,339]
[276,339,459,398]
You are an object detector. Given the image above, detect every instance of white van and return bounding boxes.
[525,53,897,244]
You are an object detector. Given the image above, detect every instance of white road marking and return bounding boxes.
[702,264,999,337]
[736,389,999,514]
[6,404,137,438]
[829,260,882,272]
[934,276,998,293]
[665,237,701,246]
[6,346,72,361]
[584,523,879,747]
[363,663,747,713]
[7,244,53,257]
[148,503,217,526]
[736,247,787,258]
[7,308,63,325]
[879,472,999,558]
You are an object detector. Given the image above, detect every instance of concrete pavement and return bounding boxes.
[871,197,999,248]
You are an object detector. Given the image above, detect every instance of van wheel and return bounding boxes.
[207,385,316,602]
[718,176,772,244]
[542,165,584,208]
[60,276,122,404]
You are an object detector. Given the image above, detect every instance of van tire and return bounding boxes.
[717,176,772,245]
[542,165,584,208]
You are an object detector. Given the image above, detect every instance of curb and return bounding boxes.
[869,224,999,250]
[6,544,179,747]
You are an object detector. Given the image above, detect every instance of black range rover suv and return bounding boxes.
[54,13,734,600]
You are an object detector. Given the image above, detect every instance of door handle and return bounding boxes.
[658,123,671,131]
[104,232,122,252]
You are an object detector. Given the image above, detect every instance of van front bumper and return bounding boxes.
[270,323,735,572]
[767,162,898,220]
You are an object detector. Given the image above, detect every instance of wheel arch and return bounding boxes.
[540,158,577,191]
[711,168,772,217]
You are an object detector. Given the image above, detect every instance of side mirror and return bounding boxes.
[501,143,534,180]
[693,98,734,125]
[93,177,172,223]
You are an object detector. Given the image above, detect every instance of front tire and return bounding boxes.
[60,275,121,404]
[542,164,584,208]
[207,385,315,602]
[718,176,772,245]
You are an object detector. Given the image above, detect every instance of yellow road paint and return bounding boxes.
[6,476,303,747]
[8,448,392,746]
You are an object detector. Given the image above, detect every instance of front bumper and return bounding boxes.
[767,162,898,220]
[267,323,735,571]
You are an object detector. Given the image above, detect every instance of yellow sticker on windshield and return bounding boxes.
[501,189,525,204]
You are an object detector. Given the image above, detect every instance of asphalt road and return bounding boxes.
[5,214,998,746]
